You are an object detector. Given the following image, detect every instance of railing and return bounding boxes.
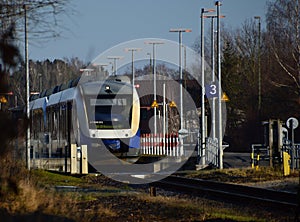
[205,137,219,167]
[140,133,183,157]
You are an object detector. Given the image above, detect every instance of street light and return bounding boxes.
[145,41,164,135]
[200,8,214,165]
[216,1,223,169]
[23,4,30,170]
[202,14,225,140]
[125,48,142,87]
[107,56,123,76]
[254,16,261,115]
[169,28,192,134]
[92,63,109,79]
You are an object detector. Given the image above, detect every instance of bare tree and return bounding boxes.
[266,0,300,97]
[0,0,73,42]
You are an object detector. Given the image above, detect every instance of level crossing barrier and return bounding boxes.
[140,133,182,157]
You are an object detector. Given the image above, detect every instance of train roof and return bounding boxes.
[80,80,133,96]
[32,97,47,110]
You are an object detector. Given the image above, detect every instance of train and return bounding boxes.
[26,75,140,161]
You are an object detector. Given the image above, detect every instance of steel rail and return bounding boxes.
[152,176,298,209]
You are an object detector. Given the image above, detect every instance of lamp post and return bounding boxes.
[254,16,261,114]
[23,4,30,170]
[145,41,164,135]
[107,56,123,76]
[169,28,192,133]
[203,14,225,140]
[92,63,109,79]
[125,48,142,87]
[200,8,214,165]
[216,1,223,169]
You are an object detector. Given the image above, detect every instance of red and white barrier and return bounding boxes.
[140,133,182,156]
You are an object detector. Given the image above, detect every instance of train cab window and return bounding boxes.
[87,95,132,130]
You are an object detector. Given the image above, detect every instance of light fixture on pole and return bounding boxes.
[125,48,142,87]
[169,28,192,134]
[144,41,164,135]
[107,56,123,76]
[200,8,214,165]
[254,16,261,115]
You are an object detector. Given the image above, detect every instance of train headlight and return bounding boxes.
[105,85,112,93]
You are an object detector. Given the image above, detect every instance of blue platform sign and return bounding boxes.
[205,83,218,98]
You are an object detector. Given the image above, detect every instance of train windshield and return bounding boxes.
[88,95,132,130]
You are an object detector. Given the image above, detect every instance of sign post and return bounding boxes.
[286,117,298,171]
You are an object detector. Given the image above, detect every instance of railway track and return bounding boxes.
[152,176,299,209]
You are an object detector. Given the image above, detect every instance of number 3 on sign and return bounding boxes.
[205,83,218,98]
[210,84,217,95]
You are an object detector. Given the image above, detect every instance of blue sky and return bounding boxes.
[28,0,268,62]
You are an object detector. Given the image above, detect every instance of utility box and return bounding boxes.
[282,151,290,176]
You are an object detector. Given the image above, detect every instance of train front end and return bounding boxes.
[76,78,140,157]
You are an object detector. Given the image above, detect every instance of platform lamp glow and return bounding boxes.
[169,28,192,135]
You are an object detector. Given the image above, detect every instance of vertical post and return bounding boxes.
[258,18,261,113]
[24,4,30,170]
[211,17,216,139]
[254,16,262,113]
[291,119,295,171]
[153,44,157,135]
[179,31,183,130]
[163,83,166,152]
[200,9,206,165]
[269,120,274,168]
[216,1,223,169]
[169,29,191,133]
[81,145,88,174]
[70,144,77,174]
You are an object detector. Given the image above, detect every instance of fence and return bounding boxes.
[140,133,183,157]
[205,137,219,167]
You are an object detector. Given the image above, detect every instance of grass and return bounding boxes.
[179,167,300,183]
[0,163,298,221]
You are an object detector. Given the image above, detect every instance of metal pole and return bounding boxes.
[153,44,157,135]
[258,18,261,113]
[163,83,166,151]
[125,48,141,87]
[169,29,191,133]
[291,119,295,171]
[24,4,30,170]
[201,9,206,165]
[211,17,216,139]
[179,31,183,130]
[145,41,164,135]
[216,1,223,169]
[254,16,261,114]
[114,59,117,75]
[131,50,134,86]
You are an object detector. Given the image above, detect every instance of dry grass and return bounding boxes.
[0,153,298,221]
[182,167,300,184]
